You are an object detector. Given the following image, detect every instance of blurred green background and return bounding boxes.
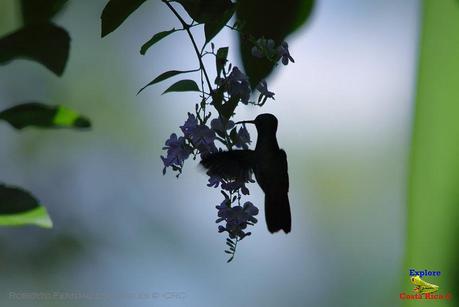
[1,0,456,306]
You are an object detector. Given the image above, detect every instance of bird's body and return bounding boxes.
[201,114,291,233]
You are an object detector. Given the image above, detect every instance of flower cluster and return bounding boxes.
[216,66,276,107]
[216,198,259,239]
[233,125,251,149]
[161,113,218,176]
[216,66,251,104]
[210,116,234,134]
[180,113,217,156]
[161,133,192,176]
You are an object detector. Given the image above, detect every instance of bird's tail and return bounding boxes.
[265,193,291,233]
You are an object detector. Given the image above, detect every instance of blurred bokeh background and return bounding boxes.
[0,0,420,306]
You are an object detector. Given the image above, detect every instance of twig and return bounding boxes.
[163,0,213,92]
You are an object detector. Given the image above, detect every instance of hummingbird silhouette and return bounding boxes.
[201,113,291,233]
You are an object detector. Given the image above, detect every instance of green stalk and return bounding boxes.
[405,1,459,305]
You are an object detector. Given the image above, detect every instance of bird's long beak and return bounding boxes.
[234,120,255,125]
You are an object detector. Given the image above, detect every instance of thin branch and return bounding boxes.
[163,0,213,92]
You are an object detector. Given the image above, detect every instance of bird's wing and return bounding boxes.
[200,150,255,182]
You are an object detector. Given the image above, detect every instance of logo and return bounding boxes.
[399,269,453,301]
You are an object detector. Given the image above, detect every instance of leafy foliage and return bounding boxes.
[0,103,91,130]
[138,69,199,94]
[0,23,70,76]
[0,1,91,228]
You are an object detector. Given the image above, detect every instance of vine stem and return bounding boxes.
[163,0,213,92]
[230,237,239,262]
[163,0,233,151]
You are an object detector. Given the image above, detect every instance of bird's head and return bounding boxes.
[235,113,278,134]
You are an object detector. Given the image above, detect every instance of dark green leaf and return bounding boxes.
[0,184,39,214]
[224,250,233,254]
[138,69,198,95]
[226,238,235,245]
[236,0,314,87]
[162,79,200,94]
[140,28,177,55]
[175,0,229,23]
[101,0,148,37]
[0,184,53,228]
[204,4,235,43]
[21,0,68,25]
[216,47,228,77]
[175,0,236,42]
[0,102,91,130]
[0,23,70,76]
[226,256,234,263]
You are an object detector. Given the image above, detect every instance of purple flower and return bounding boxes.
[190,125,215,146]
[256,80,275,105]
[228,66,248,82]
[180,113,217,155]
[190,125,217,155]
[180,113,198,138]
[251,38,276,59]
[226,67,251,104]
[277,41,295,65]
[251,46,263,58]
[243,202,259,223]
[221,180,250,195]
[207,175,221,188]
[161,133,193,175]
[215,199,232,223]
[211,117,235,137]
[216,200,259,240]
[234,126,251,150]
